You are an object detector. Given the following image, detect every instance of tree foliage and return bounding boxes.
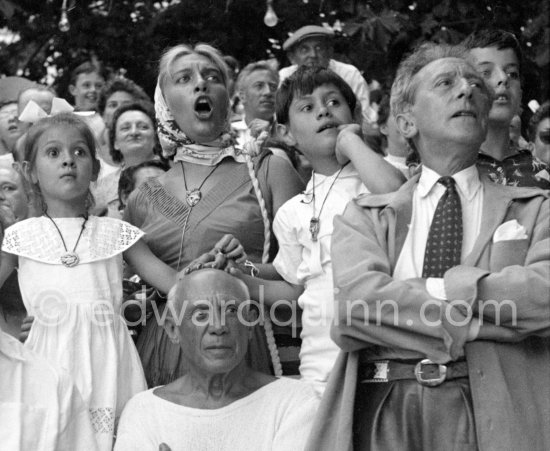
[0,0,547,104]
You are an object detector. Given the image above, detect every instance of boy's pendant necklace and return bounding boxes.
[180,161,219,207]
[44,212,88,268]
[309,164,346,242]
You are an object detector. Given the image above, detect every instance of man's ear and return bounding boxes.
[276,123,297,147]
[68,84,76,98]
[395,112,418,139]
[238,89,247,106]
[21,160,38,185]
[163,317,181,345]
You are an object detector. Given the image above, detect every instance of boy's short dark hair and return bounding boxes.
[118,160,168,209]
[69,61,107,86]
[462,29,523,73]
[276,65,357,125]
[97,77,150,115]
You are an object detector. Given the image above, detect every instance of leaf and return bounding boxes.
[371,19,392,51]
[421,15,438,35]
[343,22,363,37]
[432,0,450,19]
[378,10,400,34]
[0,0,15,19]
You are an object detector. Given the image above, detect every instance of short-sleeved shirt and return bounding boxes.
[476,148,550,189]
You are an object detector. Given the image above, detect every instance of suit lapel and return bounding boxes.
[390,179,416,268]
[463,179,513,266]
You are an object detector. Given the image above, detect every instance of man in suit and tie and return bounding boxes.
[306,43,549,451]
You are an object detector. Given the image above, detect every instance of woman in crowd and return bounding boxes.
[93,101,167,216]
[123,43,303,387]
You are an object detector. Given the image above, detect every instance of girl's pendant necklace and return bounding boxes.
[181,161,219,207]
[309,164,347,242]
[44,212,88,268]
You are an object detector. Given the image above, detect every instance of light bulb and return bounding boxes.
[264,4,278,27]
[59,11,70,32]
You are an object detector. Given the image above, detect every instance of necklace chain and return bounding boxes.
[176,161,219,270]
[44,212,88,268]
[309,164,347,241]
[180,161,219,207]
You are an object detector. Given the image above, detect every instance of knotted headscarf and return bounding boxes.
[154,82,247,166]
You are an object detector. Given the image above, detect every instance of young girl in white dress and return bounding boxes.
[0,113,178,450]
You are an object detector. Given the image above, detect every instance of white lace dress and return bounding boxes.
[2,216,147,451]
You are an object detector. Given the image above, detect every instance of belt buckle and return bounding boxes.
[414,359,447,386]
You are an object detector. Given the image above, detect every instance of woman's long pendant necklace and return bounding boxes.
[180,161,219,207]
[309,165,346,241]
[176,161,219,270]
[44,212,88,268]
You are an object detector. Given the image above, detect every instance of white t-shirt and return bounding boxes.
[273,164,368,392]
[114,377,319,451]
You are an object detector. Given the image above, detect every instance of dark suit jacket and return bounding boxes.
[306,174,550,451]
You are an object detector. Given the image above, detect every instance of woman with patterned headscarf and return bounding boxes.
[123,43,303,387]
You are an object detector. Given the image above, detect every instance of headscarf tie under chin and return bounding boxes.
[154,82,247,166]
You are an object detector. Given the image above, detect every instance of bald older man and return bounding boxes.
[115,269,319,451]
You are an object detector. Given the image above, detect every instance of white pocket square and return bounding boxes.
[493,219,528,242]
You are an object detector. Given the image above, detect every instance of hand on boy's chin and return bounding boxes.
[335,123,362,165]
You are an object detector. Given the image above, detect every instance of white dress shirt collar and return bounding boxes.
[418,164,481,202]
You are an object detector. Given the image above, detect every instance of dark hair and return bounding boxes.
[23,113,100,210]
[97,78,150,116]
[109,101,160,164]
[376,93,391,128]
[528,101,550,141]
[461,29,523,74]
[276,65,357,125]
[69,61,107,86]
[118,160,168,209]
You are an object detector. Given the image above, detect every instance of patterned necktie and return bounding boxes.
[422,176,463,278]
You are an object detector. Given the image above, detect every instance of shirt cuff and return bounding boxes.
[426,277,447,300]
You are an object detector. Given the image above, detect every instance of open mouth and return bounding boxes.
[452,110,477,119]
[317,122,338,133]
[493,94,509,104]
[194,96,213,117]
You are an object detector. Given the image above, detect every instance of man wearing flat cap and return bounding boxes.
[280,25,374,127]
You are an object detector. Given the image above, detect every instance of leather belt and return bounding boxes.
[359,359,468,387]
